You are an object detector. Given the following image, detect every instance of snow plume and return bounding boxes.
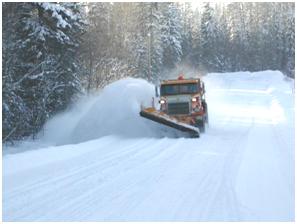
[41,78,175,145]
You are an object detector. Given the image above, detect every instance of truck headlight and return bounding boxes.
[192,97,197,102]
[159,99,166,104]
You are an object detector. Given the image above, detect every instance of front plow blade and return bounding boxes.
[140,107,200,137]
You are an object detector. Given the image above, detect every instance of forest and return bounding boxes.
[2,2,295,142]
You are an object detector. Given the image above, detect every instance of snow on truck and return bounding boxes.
[140,75,208,138]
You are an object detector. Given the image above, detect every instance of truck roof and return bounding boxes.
[161,78,200,85]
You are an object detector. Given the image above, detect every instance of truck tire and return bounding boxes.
[205,110,209,125]
[196,119,205,133]
[202,101,209,124]
[190,132,200,138]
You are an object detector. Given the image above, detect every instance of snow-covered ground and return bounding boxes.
[3,71,295,221]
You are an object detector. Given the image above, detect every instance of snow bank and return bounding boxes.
[204,70,294,119]
[41,78,173,145]
[205,70,294,92]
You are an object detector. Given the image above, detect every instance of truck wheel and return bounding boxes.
[202,101,208,124]
[190,132,200,138]
[197,120,205,133]
[205,111,209,125]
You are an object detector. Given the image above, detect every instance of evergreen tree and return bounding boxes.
[284,3,295,78]
[134,3,163,83]
[180,3,194,64]
[161,3,183,70]
[200,3,218,70]
[80,2,111,91]
[3,2,86,141]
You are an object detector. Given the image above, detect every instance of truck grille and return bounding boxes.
[167,102,190,115]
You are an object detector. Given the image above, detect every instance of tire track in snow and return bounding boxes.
[4,138,165,220]
[174,142,225,220]
[161,106,239,220]
[111,138,193,220]
[4,137,117,195]
[271,125,294,192]
[183,115,254,221]
[56,138,187,221]
[4,138,152,198]
[4,137,179,221]
[203,114,255,221]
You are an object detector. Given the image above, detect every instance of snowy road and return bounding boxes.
[3,71,295,221]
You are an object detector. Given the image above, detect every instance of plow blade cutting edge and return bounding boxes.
[139,107,200,137]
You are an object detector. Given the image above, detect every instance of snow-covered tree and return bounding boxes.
[180,3,197,64]
[283,3,295,78]
[133,3,164,83]
[80,2,111,91]
[161,3,183,69]
[200,3,219,70]
[3,2,86,141]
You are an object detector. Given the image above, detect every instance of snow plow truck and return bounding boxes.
[140,75,208,138]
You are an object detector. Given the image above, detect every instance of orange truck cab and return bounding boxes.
[157,76,208,132]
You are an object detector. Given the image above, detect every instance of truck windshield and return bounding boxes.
[160,83,198,95]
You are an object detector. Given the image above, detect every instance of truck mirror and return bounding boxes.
[155,85,159,97]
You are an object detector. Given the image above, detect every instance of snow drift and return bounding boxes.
[41,78,174,145]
